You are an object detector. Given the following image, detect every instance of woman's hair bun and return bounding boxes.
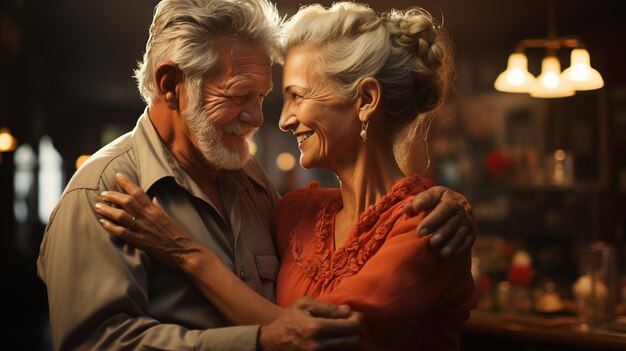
[384,8,443,76]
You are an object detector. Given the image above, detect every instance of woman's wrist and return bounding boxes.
[179,245,216,276]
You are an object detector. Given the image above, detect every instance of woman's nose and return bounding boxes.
[279,105,298,132]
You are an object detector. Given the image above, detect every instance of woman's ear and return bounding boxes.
[357,77,382,123]
[155,61,183,110]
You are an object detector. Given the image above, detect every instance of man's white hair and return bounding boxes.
[135,0,281,105]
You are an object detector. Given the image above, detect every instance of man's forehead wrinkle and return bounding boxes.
[217,45,270,71]
[230,60,272,76]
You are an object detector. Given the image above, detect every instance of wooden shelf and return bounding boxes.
[462,310,626,351]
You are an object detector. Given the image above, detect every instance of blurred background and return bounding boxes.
[1,0,625,350]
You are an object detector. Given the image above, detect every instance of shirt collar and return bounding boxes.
[131,108,179,192]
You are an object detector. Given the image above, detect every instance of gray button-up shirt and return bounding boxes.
[37,110,281,350]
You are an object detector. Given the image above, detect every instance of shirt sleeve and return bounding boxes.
[317,212,476,346]
[37,188,260,351]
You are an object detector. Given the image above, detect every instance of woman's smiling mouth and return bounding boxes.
[296,131,315,145]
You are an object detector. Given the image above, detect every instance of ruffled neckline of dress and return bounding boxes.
[289,174,431,288]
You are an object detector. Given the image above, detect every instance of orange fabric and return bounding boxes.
[272,175,477,350]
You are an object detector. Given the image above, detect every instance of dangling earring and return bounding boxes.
[360,121,369,142]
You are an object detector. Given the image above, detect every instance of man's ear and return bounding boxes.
[155,61,183,110]
[357,77,382,123]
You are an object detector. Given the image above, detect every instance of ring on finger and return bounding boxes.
[128,214,136,229]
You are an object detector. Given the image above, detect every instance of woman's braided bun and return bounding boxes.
[381,8,453,121]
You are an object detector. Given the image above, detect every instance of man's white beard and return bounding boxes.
[184,85,256,170]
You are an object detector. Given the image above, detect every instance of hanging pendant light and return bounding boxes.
[561,48,604,91]
[530,55,575,98]
[494,53,536,93]
[493,0,603,99]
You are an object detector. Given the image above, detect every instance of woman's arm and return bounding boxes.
[95,173,283,325]
[179,245,283,325]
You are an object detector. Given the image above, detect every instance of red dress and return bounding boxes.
[271,175,477,350]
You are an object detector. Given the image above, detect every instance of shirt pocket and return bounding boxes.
[255,253,279,282]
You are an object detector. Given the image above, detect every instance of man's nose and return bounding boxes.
[240,99,264,128]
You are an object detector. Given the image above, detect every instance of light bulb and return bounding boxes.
[530,55,575,98]
[0,129,17,152]
[494,53,536,93]
[75,154,91,170]
[276,152,295,171]
[562,48,604,91]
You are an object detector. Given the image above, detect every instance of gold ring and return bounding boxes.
[128,215,136,229]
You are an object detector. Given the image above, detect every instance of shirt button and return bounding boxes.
[239,270,246,280]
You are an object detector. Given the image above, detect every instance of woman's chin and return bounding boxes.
[299,160,312,169]
[298,156,314,170]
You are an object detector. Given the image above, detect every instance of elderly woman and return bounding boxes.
[97,2,476,350]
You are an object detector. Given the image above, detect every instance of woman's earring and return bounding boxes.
[360,121,369,142]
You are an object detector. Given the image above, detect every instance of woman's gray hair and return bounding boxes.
[281,2,454,132]
[135,0,282,105]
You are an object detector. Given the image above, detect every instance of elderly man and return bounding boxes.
[37,0,475,350]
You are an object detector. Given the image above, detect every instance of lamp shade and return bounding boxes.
[530,55,575,98]
[494,53,536,93]
[561,48,604,91]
